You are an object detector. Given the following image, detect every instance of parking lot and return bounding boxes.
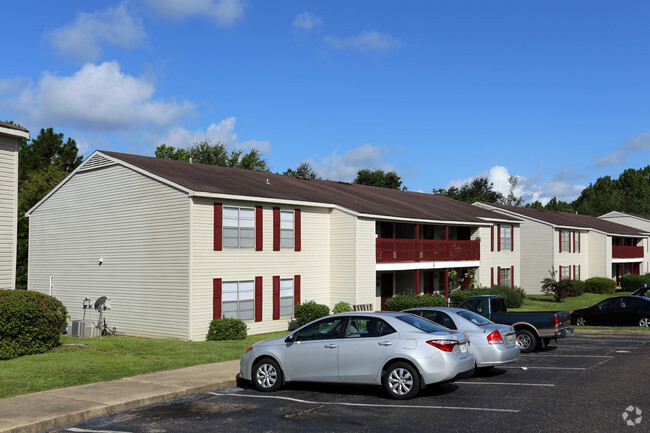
[54,332,649,433]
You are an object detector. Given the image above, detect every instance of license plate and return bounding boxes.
[507,334,514,343]
[459,343,467,354]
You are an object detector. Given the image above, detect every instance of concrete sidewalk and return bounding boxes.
[0,360,241,433]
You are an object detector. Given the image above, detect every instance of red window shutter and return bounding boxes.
[558,267,563,281]
[273,276,280,320]
[491,267,494,286]
[213,203,223,251]
[273,208,280,251]
[578,233,581,253]
[511,226,514,252]
[511,266,514,288]
[497,267,501,285]
[497,225,501,251]
[213,278,222,320]
[255,276,263,322]
[294,209,301,252]
[256,206,263,251]
[294,275,301,305]
[559,231,562,253]
[491,226,494,252]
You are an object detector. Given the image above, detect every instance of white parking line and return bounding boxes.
[522,354,613,358]
[67,428,131,433]
[456,382,554,387]
[555,345,639,350]
[208,392,520,413]
[501,366,587,370]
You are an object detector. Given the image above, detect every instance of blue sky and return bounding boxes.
[2,1,650,204]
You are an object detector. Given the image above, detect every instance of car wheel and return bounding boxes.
[575,316,587,326]
[639,317,650,327]
[516,329,537,353]
[383,362,420,400]
[252,358,282,392]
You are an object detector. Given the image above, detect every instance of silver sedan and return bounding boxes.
[402,307,519,370]
[240,312,475,399]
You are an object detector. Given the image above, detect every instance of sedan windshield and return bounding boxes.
[455,310,493,326]
[395,314,448,333]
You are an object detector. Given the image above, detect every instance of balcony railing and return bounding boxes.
[376,238,480,263]
[612,246,644,259]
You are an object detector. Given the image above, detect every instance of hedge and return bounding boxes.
[384,294,447,311]
[584,277,616,294]
[206,318,247,341]
[0,290,67,360]
[449,286,524,308]
[619,274,650,292]
[332,301,353,314]
[294,300,330,326]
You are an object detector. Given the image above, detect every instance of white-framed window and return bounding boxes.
[499,268,511,288]
[280,211,294,249]
[280,278,294,317]
[500,225,512,251]
[223,206,255,248]
[560,231,570,252]
[222,280,254,320]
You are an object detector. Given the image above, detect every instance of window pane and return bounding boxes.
[280,279,293,296]
[281,230,294,248]
[223,207,239,227]
[222,282,238,301]
[280,211,294,229]
[240,208,255,227]
[222,301,238,319]
[240,228,255,248]
[239,281,254,300]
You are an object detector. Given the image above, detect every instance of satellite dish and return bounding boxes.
[94,296,107,310]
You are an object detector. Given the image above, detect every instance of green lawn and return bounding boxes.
[0,332,285,399]
[509,292,633,312]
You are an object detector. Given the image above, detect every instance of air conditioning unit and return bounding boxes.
[70,320,100,337]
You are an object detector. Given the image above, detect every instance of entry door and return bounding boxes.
[380,273,393,311]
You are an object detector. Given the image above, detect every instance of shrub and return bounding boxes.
[449,286,523,308]
[541,274,566,302]
[206,318,247,341]
[619,274,650,292]
[332,301,353,314]
[0,290,67,360]
[384,294,447,311]
[294,300,330,326]
[565,280,585,297]
[585,277,616,294]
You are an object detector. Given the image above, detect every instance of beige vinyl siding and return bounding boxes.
[518,221,554,293]
[28,164,190,339]
[189,198,332,339]
[329,209,357,307]
[0,137,18,290]
[586,232,609,279]
[354,216,377,307]
[477,225,522,290]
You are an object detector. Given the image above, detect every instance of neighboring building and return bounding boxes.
[475,203,649,289]
[0,121,29,290]
[27,151,517,340]
[599,211,650,278]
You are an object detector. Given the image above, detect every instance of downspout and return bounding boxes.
[49,276,53,296]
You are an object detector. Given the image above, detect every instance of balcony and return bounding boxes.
[376,238,480,263]
[612,246,644,259]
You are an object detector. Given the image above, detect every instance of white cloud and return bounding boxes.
[311,143,393,181]
[45,4,145,62]
[142,0,244,26]
[293,12,323,32]
[153,117,271,154]
[325,31,401,52]
[10,61,194,131]
[592,130,650,168]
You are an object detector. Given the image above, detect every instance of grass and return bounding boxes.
[509,292,633,312]
[0,332,285,399]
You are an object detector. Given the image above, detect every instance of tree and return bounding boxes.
[155,139,270,172]
[544,197,575,213]
[504,175,524,206]
[19,127,83,179]
[572,166,649,216]
[283,162,318,179]
[434,177,504,204]
[353,169,404,190]
[15,127,83,289]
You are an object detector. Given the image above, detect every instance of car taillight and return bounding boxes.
[426,340,459,352]
[487,330,503,344]
[553,316,559,326]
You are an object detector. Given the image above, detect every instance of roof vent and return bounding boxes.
[266,179,271,185]
[79,154,116,171]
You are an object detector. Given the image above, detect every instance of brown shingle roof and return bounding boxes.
[0,120,29,133]
[101,151,516,224]
[482,203,644,236]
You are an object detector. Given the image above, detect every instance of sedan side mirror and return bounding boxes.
[285,333,297,343]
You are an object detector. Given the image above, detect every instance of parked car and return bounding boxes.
[571,296,650,327]
[457,295,573,353]
[239,312,475,400]
[631,286,649,298]
[402,307,519,370]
